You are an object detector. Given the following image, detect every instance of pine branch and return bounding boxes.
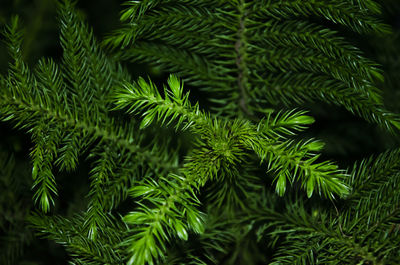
[84,146,117,240]
[0,4,179,213]
[250,147,400,264]
[115,42,227,87]
[348,148,400,199]
[252,72,400,132]
[108,0,399,130]
[30,122,61,212]
[235,0,251,117]
[250,20,384,84]
[115,75,349,199]
[0,150,33,265]
[251,197,387,264]
[28,213,125,265]
[122,172,205,265]
[253,0,391,34]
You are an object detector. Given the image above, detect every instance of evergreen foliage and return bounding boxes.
[0,0,399,264]
[105,0,400,132]
[0,150,33,264]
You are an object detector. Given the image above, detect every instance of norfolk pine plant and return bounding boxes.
[0,0,399,264]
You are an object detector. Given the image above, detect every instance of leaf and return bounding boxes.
[186,208,205,234]
[287,115,315,125]
[306,176,315,198]
[305,141,325,152]
[167,74,182,99]
[174,220,189,241]
[140,114,154,129]
[129,185,156,197]
[275,173,287,196]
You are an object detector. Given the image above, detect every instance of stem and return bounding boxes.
[235,0,252,117]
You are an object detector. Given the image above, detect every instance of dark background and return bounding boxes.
[0,0,400,263]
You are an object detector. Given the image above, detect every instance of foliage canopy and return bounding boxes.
[0,0,399,264]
